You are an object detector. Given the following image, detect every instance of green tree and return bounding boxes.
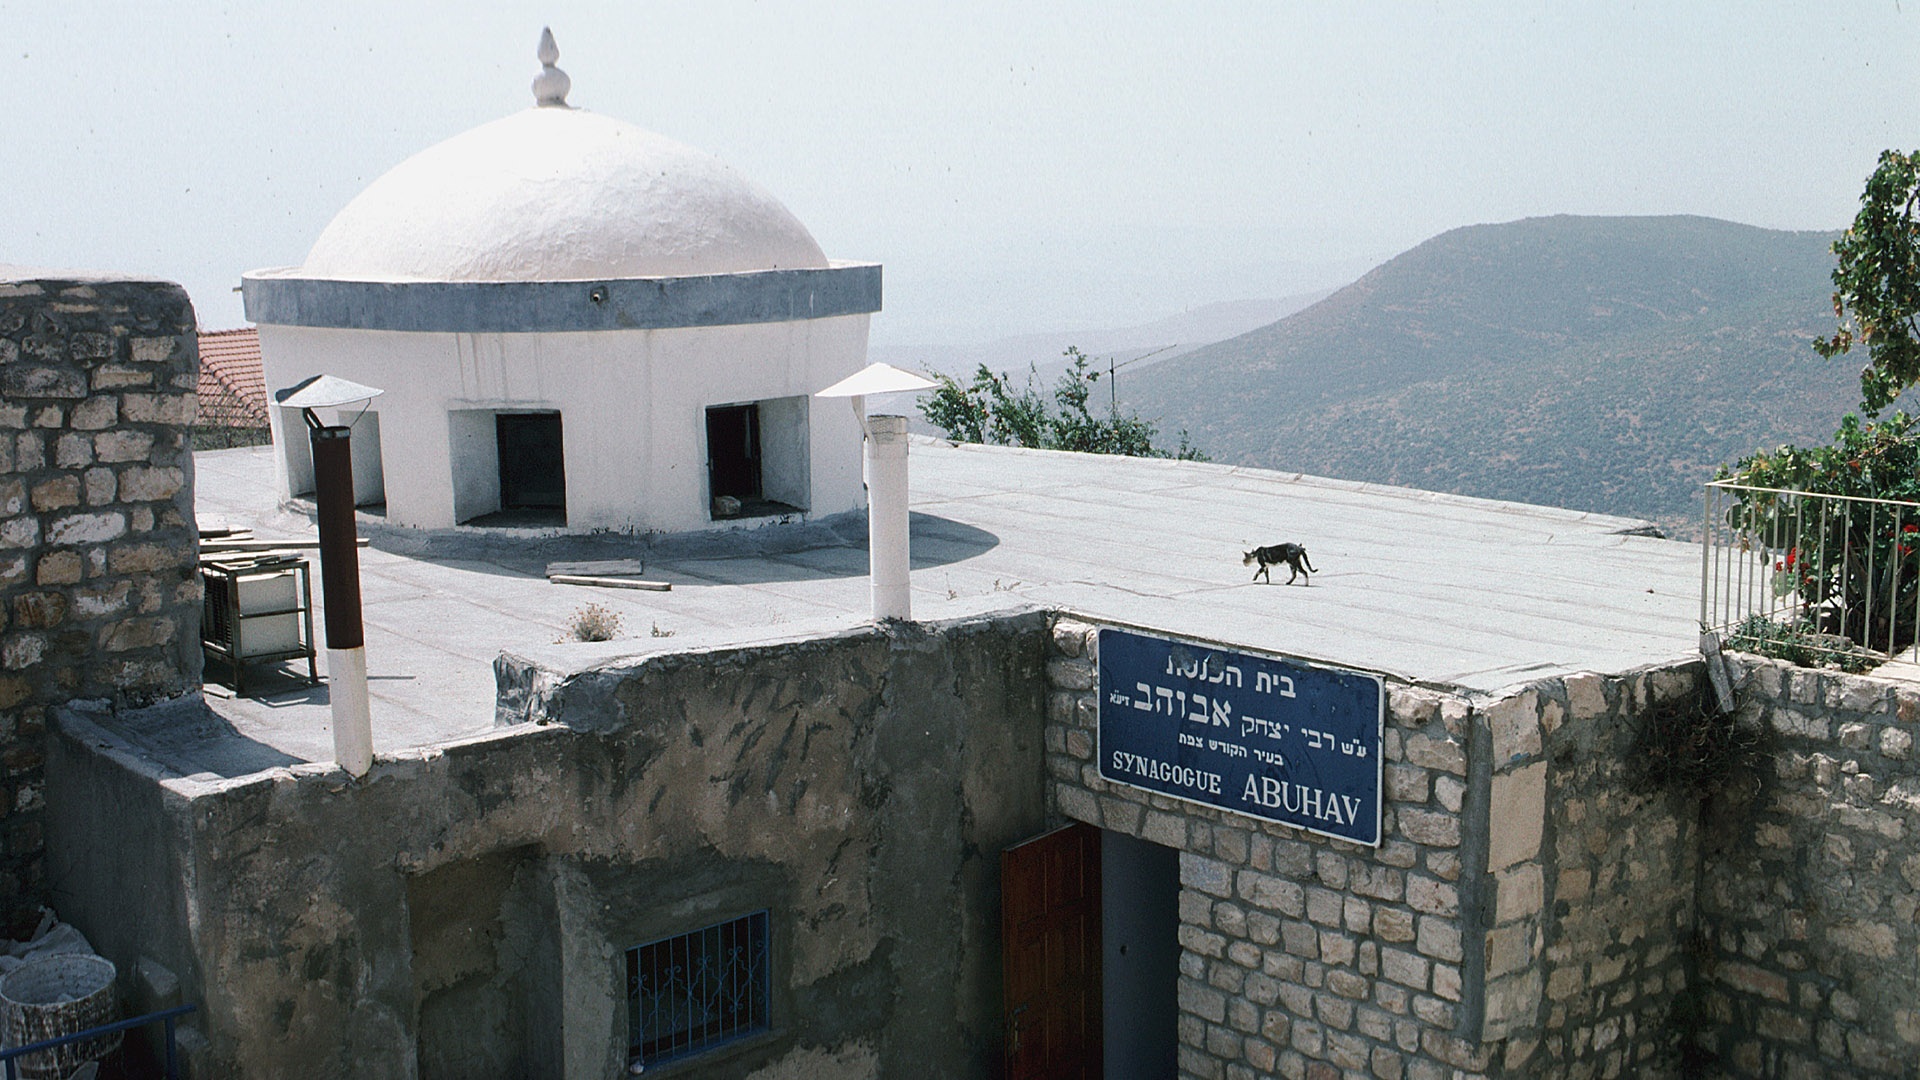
[1816,149,1920,414]
[920,346,1207,460]
[1716,150,1920,656]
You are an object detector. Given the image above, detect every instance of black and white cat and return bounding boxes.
[1243,543,1314,585]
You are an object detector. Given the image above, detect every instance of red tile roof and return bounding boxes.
[197,328,269,429]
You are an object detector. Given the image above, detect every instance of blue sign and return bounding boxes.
[1097,628,1383,845]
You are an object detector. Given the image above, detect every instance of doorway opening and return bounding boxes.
[705,397,809,520]
[1001,823,1178,1079]
[453,409,566,527]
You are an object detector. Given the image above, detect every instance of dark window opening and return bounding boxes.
[706,403,762,510]
[497,412,566,517]
[627,910,770,1069]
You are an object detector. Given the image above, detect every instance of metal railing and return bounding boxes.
[0,1003,196,1080]
[1702,479,1920,666]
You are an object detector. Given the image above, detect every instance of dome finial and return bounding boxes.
[533,27,571,107]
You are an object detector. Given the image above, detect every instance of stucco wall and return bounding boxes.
[50,612,1047,1078]
[1694,655,1920,1077]
[256,314,868,533]
[1,273,200,927]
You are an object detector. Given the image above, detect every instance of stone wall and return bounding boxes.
[1046,617,1503,1080]
[1045,616,1710,1080]
[1694,655,1920,1077]
[1494,668,1700,1077]
[50,613,1047,1078]
[1,272,200,927]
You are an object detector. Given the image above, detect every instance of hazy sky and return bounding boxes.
[4,2,1917,344]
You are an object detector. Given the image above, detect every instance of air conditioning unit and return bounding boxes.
[202,554,316,696]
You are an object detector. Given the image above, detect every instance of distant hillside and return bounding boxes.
[1123,215,1858,537]
[872,291,1334,383]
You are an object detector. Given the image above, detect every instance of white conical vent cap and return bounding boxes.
[816,363,940,398]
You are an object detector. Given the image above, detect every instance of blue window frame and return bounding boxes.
[627,910,770,1068]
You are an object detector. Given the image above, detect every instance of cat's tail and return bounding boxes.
[1301,550,1316,572]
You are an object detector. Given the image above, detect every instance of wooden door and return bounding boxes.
[1003,822,1102,1079]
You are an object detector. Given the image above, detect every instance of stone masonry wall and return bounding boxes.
[1693,654,1920,1078]
[1046,616,1713,1080]
[0,272,200,926]
[1500,667,1700,1078]
[1046,617,1503,1080]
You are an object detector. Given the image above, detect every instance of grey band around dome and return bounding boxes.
[241,263,880,333]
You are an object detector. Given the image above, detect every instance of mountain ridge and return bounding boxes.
[1123,215,1856,536]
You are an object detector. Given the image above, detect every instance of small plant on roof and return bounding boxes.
[568,603,621,642]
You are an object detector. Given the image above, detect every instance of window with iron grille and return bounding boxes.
[627,910,770,1068]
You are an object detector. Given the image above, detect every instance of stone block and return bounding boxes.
[68,395,117,430]
[83,467,115,506]
[34,550,81,586]
[1319,929,1356,966]
[1373,907,1414,943]
[1384,764,1428,803]
[1559,668,1605,711]
[1539,697,1565,737]
[1281,920,1319,959]
[1486,922,1532,977]
[2,366,87,399]
[1882,727,1912,760]
[1313,850,1348,888]
[1827,920,1896,959]
[1837,675,1888,714]
[1050,618,1091,657]
[52,432,92,468]
[128,336,177,362]
[1496,863,1543,921]
[1402,732,1466,775]
[1414,916,1461,963]
[1179,977,1227,1023]
[1488,761,1546,871]
[1182,853,1233,898]
[2,633,46,669]
[90,363,153,390]
[29,476,80,512]
[1486,689,1540,763]
[1348,864,1403,902]
[1142,810,1187,850]
[10,592,69,630]
[54,511,134,551]
[1056,784,1099,825]
[15,433,44,471]
[1395,809,1459,847]
[1046,656,1095,692]
[1480,969,1542,1040]
[119,393,196,425]
[1178,925,1227,961]
[31,405,60,428]
[0,517,41,549]
[1239,870,1304,916]
[1380,947,1428,991]
[1837,721,1871,750]
[1405,875,1457,917]
[101,616,175,652]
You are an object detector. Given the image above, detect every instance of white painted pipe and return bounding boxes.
[329,646,374,776]
[866,414,912,621]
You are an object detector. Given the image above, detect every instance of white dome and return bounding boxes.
[299,107,829,282]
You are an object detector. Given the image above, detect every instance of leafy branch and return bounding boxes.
[920,347,1207,460]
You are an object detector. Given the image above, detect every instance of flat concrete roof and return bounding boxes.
[110,440,1700,779]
